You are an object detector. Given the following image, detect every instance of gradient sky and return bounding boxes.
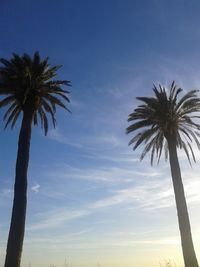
[1,1,200,267]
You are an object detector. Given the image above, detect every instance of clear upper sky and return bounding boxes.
[1,1,200,267]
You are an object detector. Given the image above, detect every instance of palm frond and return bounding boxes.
[126,120,153,133]
[3,102,18,120]
[0,52,71,134]
[0,95,15,108]
[4,106,21,129]
[127,82,200,165]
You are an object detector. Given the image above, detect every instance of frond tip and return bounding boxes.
[126,81,200,165]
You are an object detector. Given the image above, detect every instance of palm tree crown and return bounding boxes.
[0,52,71,134]
[126,81,200,165]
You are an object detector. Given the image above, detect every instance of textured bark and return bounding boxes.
[4,110,33,267]
[167,136,199,267]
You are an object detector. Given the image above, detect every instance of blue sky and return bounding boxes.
[1,1,200,267]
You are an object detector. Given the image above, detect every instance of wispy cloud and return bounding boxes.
[26,180,164,231]
[31,183,40,194]
[41,158,161,187]
[27,167,200,232]
[24,233,181,250]
[0,188,13,198]
[27,209,90,231]
[111,236,180,246]
[48,128,83,148]
[88,178,174,211]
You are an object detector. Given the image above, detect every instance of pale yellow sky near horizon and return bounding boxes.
[16,228,200,267]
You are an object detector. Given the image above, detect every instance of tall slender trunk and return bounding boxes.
[167,136,199,267]
[4,110,33,267]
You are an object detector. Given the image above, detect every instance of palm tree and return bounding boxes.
[126,82,200,267]
[0,52,71,267]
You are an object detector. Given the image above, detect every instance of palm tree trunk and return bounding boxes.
[4,110,33,267]
[167,136,199,267]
